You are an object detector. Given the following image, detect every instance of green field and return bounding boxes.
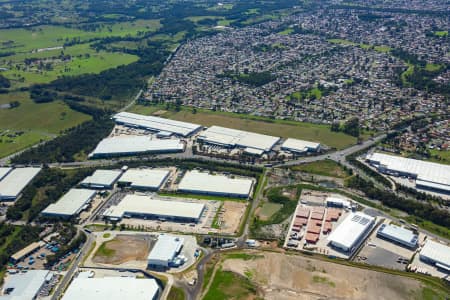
[328,39,391,53]
[95,241,116,257]
[428,149,450,165]
[128,104,357,149]
[0,92,90,157]
[278,28,294,35]
[433,31,448,37]
[258,202,282,220]
[203,268,257,300]
[424,63,443,72]
[291,159,350,178]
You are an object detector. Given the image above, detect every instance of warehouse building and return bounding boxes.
[62,276,159,300]
[1,270,51,299]
[281,138,320,154]
[197,125,280,153]
[366,152,450,194]
[89,136,185,158]
[41,189,97,219]
[80,170,123,189]
[327,212,375,254]
[0,167,12,181]
[118,168,170,191]
[147,234,184,269]
[103,194,205,223]
[113,112,202,137]
[178,170,254,198]
[10,241,46,263]
[377,224,418,249]
[419,240,450,272]
[0,167,41,201]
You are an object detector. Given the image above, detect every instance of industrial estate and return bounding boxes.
[0,0,449,300]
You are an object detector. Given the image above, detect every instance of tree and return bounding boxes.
[343,117,360,137]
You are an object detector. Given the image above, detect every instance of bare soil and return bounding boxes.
[219,201,247,234]
[222,251,424,300]
[92,235,152,265]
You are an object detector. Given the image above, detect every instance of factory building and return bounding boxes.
[89,136,185,158]
[41,189,97,219]
[103,194,205,223]
[62,276,159,300]
[118,168,170,191]
[376,224,418,249]
[178,170,254,198]
[0,167,41,201]
[1,270,51,299]
[366,152,450,194]
[419,240,450,272]
[80,170,123,189]
[197,125,280,153]
[147,234,184,269]
[281,138,321,154]
[113,112,202,137]
[327,212,375,254]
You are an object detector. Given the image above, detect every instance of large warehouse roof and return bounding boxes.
[104,194,205,221]
[1,270,50,300]
[420,240,450,269]
[89,136,184,158]
[198,125,280,152]
[41,189,96,217]
[62,277,159,300]
[0,167,41,200]
[113,112,201,137]
[327,212,374,251]
[118,168,170,190]
[366,152,450,191]
[281,138,320,153]
[0,167,12,181]
[178,170,254,198]
[148,234,184,263]
[81,170,122,188]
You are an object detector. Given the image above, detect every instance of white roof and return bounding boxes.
[114,112,201,137]
[148,234,184,262]
[327,212,374,250]
[62,277,159,300]
[118,169,170,189]
[0,168,41,200]
[104,194,205,220]
[367,152,450,188]
[81,170,122,188]
[420,240,450,268]
[0,167,12,181]
[281,138,320,152]
[178,170,253,197]
[1,270,50,300]
[378,224,418,245]
[42,189,96,217]
[198,125,280,151]
[326,197,351,207]
[89,136,184,157]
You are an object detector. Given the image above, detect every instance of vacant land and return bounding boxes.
[128,105,356,149]
[219,201,247,234]
[0,92,90,157]
[93,235,152,265]
[203,268,258,300]
[218,251,445,300]
[291,160,350,178]
[257,203,282,221]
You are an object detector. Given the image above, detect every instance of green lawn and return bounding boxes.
[278,28,294,35]
[94,241,116,258]
[424,63,443,72]
[291,159,350,178]
[167,286,186,300]
[328,39,391,53]
[203,268,257,300]
[128,104,357,149]
[428,149,450,165]
[0,92,90,157]
[433,31,448,37]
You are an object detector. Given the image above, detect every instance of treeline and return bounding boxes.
[346,155,392,188]
[45,46,167,100]
[346,175,450,229]
[397,184,446,205]
[7,167,94,221]
[0,74,10,88]
[46,227,86,267]
[331,117,360,137]
[11,118,114,164]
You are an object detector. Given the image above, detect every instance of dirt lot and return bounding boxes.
[219,201,247,234]
[92,235,153,265]
[221,251,425,300]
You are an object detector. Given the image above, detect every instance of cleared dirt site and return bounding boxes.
[221,251,426,300]
[93,235,153,265]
